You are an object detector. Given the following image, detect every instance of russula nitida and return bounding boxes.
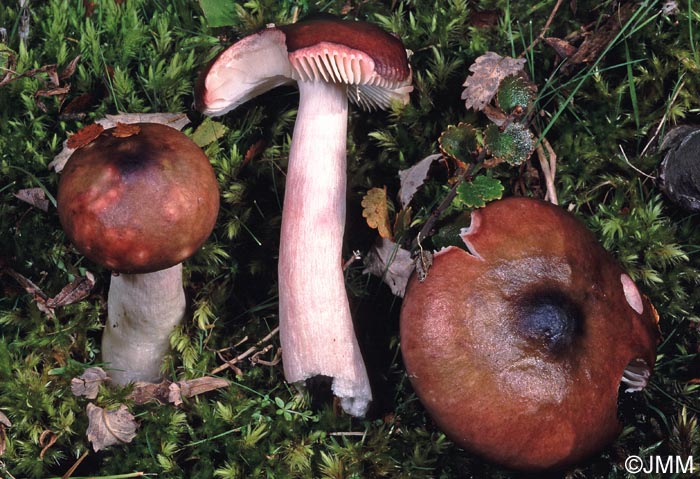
[400,197,659,471]
[195,15,412,417]
[57,123,219,385]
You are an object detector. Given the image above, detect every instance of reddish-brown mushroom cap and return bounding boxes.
[195,15,413,115]
[400,197,659,471]
[57,123,219,274]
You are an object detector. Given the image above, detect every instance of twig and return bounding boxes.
[61,450,89,479]
[619,144,656,180]
[410,151,485,252]
[640,77,686,158]
[521,0,565,58]
[535,137,559,204]
[210,327,280,375]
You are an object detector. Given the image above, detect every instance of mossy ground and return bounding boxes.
[0,0,699,478]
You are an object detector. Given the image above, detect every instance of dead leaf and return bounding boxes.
[362,237,414,297]
[544,37,578,59]
[66,123,104,149]
[361,187,393,240]
[461,52,526,111]
[46,271,95,308]
[168,377,231,406]
[59,55,81,80]
[2,268,95,317]
[85,403,138,451]
[243,139,265,167]
[38,430,58,459]
[111,122,141,138]
[14,187,49,211]
[51,112,190,173]
[0,411,10,457]
[129,377,230,406]
[563,3,636,73]
[398,154,442,208]
[71,367,108,399]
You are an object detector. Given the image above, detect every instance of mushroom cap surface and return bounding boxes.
[57,123,220,274]
[195,14,413,115]
[400,197,659,471]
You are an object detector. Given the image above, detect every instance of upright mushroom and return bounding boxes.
[400,197,660,471]
[57,123,219,385]
[195,15,412,416]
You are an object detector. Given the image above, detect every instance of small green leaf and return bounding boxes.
[454,175,504,209]
[496,75,537,114]
[192,117,229,148]
[199,0,237,28]
[484,123,534,165]
[438,123,478,164]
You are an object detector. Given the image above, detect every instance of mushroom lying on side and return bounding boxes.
[400,197,659,471]
[57,123,219,385]
[195,15,413,417]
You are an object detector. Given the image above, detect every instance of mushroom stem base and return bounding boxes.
[103,263,186,385]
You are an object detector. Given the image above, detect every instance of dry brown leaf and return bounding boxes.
[59,55,81,80]
[50,112,190,173]
[71,367,108,399]
[129,377,230,406]
[168,377,231,406]
[398,153,442,208]
[0,411,10,457]
[66,123,104,149]
[362,237,414,297]
[361,187,393,240]
[2,268,94,317]
[461,52,526,111]
[14,187,49,212]
[111,122,141,138]
[86,403,138,452]
[544,37,578,59]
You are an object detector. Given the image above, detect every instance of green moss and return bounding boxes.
[1,0,699,477]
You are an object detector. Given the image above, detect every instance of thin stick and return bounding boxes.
[535,137,559,204]
[521,0,565,58]
[61,450,89,479]
[210,327,280,375]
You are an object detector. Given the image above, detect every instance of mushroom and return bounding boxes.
[400,197,659,471]
[195,15,412,416]
[57,123,219,385]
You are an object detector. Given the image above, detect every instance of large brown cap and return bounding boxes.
[400,197,659,471]
[195,15,413,115]
[57,123,220,274]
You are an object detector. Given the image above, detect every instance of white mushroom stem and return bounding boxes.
[278,79,372,417]
[102,263,186,385]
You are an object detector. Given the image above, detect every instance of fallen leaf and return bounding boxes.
[168,377,231,406]
[398,154,442,208]
[66,123,104,149]
[46,271,95,308]
[191,117,228,148]
[129,377,231,405]
[361,187,393,239]
[243,139,265,167]
[111,122,141,138]
[2,268,95,317]
[14,187,49,211]
[461,52,526,111]
[51,112,190,172]
[0,411,10,457]
[544,37,578,59]
[71,367,108,399]
[363,237,414,297]
[59,55,81,80]
[85,403,138,451]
